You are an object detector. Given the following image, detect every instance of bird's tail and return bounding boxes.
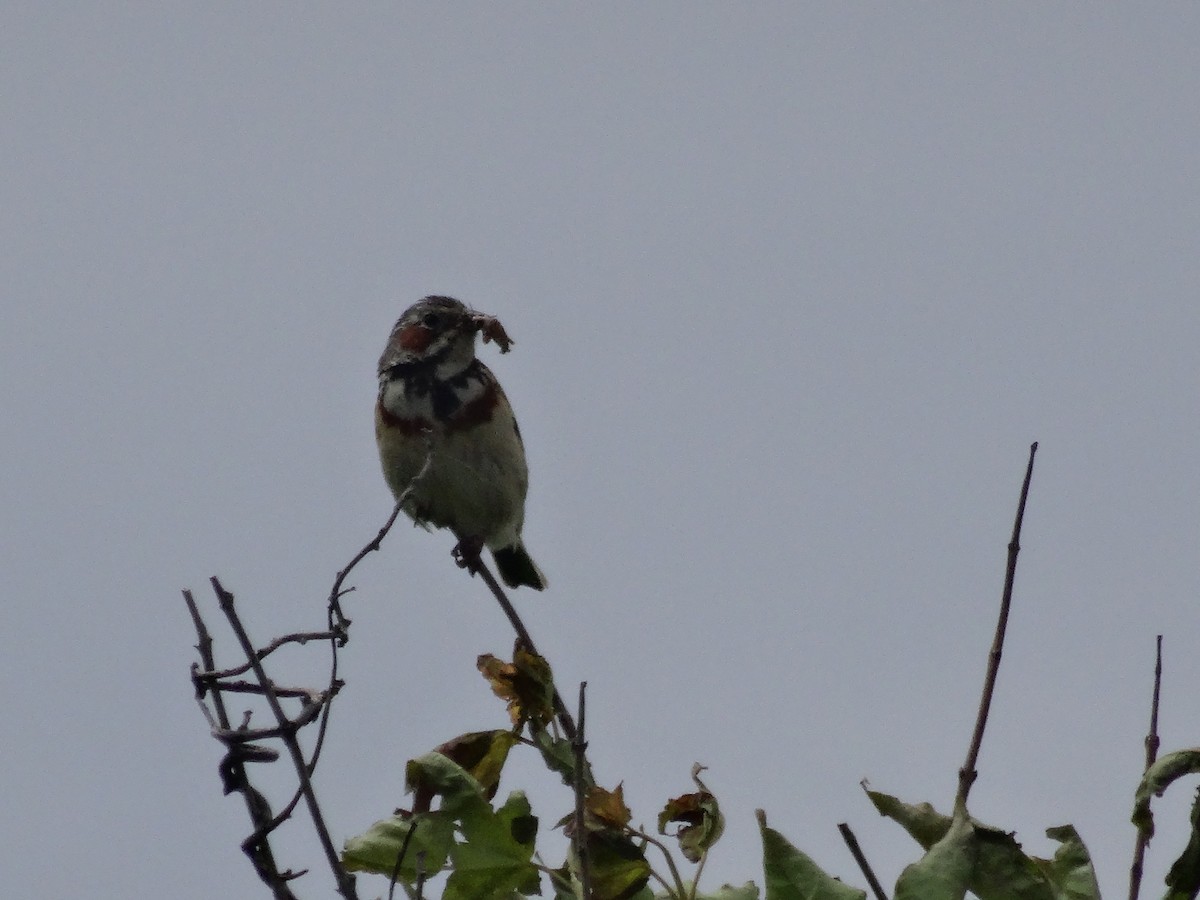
[492,542,548,591]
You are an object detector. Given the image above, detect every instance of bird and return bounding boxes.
[375,295,548,590]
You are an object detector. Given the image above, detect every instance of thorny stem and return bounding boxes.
[307,500,404,778]
[212,577,359,900]
[1128,635,1164,900]
[201,631,341,680]
[956,441,1038,812]
[187,445,434,898]
[183,590,299,900]
[327,432,433,627]
[311,439,433,775]
[327,499,405,632]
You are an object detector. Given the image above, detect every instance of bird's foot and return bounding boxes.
[452,535,485,577]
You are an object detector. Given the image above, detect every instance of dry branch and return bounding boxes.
[956,441,1038,812]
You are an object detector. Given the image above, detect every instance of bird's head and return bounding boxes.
[378,295,480,378]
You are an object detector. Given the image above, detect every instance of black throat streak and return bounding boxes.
[381,358,499,433]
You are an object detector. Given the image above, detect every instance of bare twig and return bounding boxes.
[572,682,592,899]
[328,434,433,630]
[196,630,344,681]
[310,441,433,775]
[956,441,1038,811]
[211,578,359,900]
[327,500,405,632]
[838,823,888,900]
[183,590,300,900]
[1128,635,1164,900]
[187,443,433,897]
[201,680,322,699]
[207,696,324,742]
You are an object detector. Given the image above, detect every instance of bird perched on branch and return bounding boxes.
[375,295,548,590]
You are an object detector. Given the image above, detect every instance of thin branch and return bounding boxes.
[208,697,324,743]
[327,500,405,632]
[956,441,1038,812]
[307,500,405,778]
[310,440,433,774]
[327,434,433,630]
[838,823,889,900]
[183,590,300,900]
[470,557,578,741]
[572,682,592,900]
[185,589,215,680]
[646,869,677,898]
[211,578,359,900]
[387,819,419,900]
[200,680,323,699]
[196,630,344,680]
[186,443,432,899]
[689,851,709,900]
[636,829,690,900]
[1128,634,1165,900]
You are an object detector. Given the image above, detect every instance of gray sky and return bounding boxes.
[4,5,1199,897]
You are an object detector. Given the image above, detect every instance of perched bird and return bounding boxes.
[375,295,548,590]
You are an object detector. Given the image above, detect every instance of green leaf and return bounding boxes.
[864,787,1060,900]
[758,810,866,900]
[531,725,583,786]
[1165,789,1200,900]
[1132,748,1200,838]
[341,812,453,879]
[864,788,951,850]
[575,828,653,900]
[894,811,975,900]
[434,730,519,800]
[1129,750,1200,898]
[1026,825,1102,900]
[445,790,541,899]
[970,825,1056,900]
[406,750,490,818]
[546,864,579,899]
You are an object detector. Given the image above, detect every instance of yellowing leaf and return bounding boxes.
[477,646,555,728]
[587,783,633,830]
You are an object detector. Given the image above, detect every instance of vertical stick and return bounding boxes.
[1128,635,1164,900]
[955,442,1038,811]
[573,682,593,899]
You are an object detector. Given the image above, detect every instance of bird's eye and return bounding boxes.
[421,312,442,329]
